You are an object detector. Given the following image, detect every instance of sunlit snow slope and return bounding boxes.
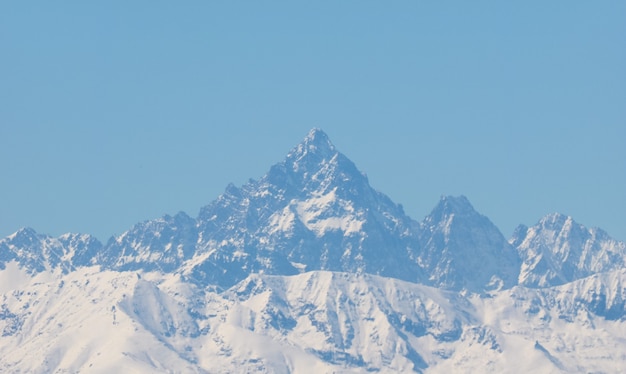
[1,266,625,373]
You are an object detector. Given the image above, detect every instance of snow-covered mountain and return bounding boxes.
[0,227,101,273]
[97,211,198,273]
[2,265,625,373]
[1,128,625,372]
[187,128,423,289]
[512,213,626,288]
[417,195,520,292]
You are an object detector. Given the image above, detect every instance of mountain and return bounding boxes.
[0,227,102,273]
[1,128,625,372]
[66,128,527,293]
[2,266,625,373]
[97,211,198,273]
[187,128,422,289]
[417,195,520,292]
[63,128,423,290]
[512,213,626,288]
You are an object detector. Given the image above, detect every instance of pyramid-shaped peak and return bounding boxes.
[8,227,40,241]
[435,195,476,215]
[304,128,333,146]
[287,128,337,161]
[251,127,372,200]
[423,195,480,226]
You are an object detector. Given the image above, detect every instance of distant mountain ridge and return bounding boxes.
[512,213,626,288]
[1,128,624,292]
[2,128,626,373]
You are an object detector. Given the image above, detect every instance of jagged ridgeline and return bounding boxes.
[2,129,626,373]
[2,129,624,292]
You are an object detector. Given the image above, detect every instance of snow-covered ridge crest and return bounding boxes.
[512,213,626,288]
[0,228,102,273]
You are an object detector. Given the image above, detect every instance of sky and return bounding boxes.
[1,1,625,242]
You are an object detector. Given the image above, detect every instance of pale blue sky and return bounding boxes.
[1,1,625,241]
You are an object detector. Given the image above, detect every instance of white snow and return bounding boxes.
[1,266,626,372]
[267,188,365,238]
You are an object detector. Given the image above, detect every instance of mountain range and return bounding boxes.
[1,128,625,373]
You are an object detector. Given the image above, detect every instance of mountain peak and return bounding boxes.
[439,195,473,210]
[286,128,337,164]
[513,212,626,288]
[8,227,40,242]
[304,127,333,147]
[538,212,571,228]
[420,195,520,292]
[427,195,477,222]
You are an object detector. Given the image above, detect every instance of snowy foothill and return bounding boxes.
[1,266,626,373]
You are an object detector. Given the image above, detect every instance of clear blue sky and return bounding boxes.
[2,1,625,242]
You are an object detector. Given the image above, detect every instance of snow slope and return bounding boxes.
[1,267,625,373]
